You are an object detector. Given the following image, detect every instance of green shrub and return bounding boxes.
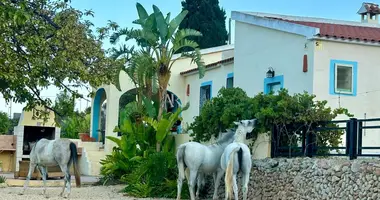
[61,113,91,139]
[0,175,6,184]
[190,88,353,155]
[190,87,255,142]
[122,152,189,199]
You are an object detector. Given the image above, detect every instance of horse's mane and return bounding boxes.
[216,129,235,144]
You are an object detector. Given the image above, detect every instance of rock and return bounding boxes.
[208,158,380,200]
[332,176,340,182]
[373,168,380,176]
[351,162,361,173]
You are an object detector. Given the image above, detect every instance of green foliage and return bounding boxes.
[122,152,189,199]
[102,3,205,127]
[252,89,352,154]
[0,0,122,118]
[0,175,6,184]
[53,91,75,125]
[100,116,156,183]
[61,113,91,139]
[190,88,353,154]
[0,112,10,134]
[101,101,189,197]
[190,87,255,142]
[144,102,190,152]
[178,0,229,51]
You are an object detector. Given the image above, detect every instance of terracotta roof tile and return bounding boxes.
[180,57,234,75]
[270,17,380,42]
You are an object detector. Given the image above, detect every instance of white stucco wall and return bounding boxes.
[167,46,233,108]
[233,21,314,96]
[181,62,234,127]
[313,40,380,151]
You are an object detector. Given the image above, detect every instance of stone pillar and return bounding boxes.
[14,126,24,172]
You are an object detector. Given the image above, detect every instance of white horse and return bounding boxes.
[20,138,81,198]
[176,129,236,200]
[221,119,256,200]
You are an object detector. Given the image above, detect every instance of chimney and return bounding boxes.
[357,2,380,24]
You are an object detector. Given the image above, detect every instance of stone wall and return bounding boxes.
[204,157,380,200]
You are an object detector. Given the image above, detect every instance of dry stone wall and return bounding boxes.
[204,157,380,200]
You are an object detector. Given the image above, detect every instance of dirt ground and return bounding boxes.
[0,185,175,200]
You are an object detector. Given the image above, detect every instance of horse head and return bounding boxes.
[28,141,37,151]
[216,129,236,146]
[233,119,257,142]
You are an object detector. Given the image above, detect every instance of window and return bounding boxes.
[264,75,284,94]
[269,82,281,94]
[226,73,234,88]
[200,81,212,111]
[335,64,353,94]
[329,59,357,96]
[226,77,234,88]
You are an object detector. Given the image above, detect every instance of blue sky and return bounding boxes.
[71,0,369,49]
[0,0,372,116]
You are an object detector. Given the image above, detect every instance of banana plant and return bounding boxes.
[110,3,205,133]
[144,102,190,152]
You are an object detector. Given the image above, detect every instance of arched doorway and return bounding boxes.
[118,89,138,136]
[117,89,183,134]
[166,90,182,133]
[92,88,107,142]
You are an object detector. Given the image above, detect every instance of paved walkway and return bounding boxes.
[0,172,100,187]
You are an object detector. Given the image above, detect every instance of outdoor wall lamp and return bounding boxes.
[266,67,275,78]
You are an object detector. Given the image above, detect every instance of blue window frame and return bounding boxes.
[226,73,234,88]
[329,59,357,96]
[200,81,212,111]
[264,75,284,94]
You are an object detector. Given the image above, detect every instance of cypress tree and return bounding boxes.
[178,0,229,52]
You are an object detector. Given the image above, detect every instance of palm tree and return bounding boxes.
[111,3,206,152]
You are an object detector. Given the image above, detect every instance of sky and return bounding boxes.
[0,0,372,117]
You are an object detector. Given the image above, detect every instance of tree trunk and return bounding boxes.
[156,72,171,152]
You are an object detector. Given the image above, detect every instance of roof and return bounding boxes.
[180,57,234,75]
[233,11,380,43]
[358,2,380,14]
[172,44,234,60]
[270,17,380,42]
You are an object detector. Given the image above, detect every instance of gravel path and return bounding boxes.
[0,185,175,200]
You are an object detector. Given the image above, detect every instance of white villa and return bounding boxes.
[82,2,380,175]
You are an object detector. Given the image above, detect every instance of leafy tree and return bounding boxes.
[0,0,121,117]
[189,87,254,142]
[53,90,75,125]
[0,112,10,134]
[178,0,228,51]
[190,88,353,153]
[105,3,206,152]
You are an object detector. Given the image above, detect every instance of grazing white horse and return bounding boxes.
[176,129,236,200]
[20,138,81,198]
[221,119,256,200]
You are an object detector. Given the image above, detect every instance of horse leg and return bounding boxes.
[59,164,71,198]
[195,172,204,199]
[38,166,48,198]
[187,170,198,200]
[20,162,37,195]
[241,172,250,200]
[232,174,238,200]
[213,169,224,200]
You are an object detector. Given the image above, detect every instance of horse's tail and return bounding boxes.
[69,142,81,187]
[176,144,187,181]
[225,146,241,200]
